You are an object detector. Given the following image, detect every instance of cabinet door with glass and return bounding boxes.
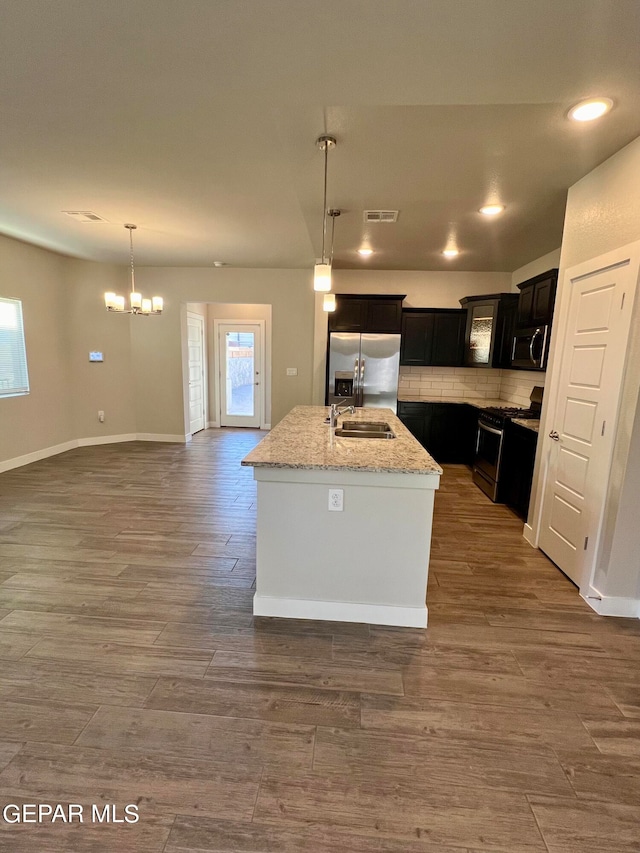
[463,299,498,366]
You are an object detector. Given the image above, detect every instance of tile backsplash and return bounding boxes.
[398,367,544,406]
[499,369,546,407]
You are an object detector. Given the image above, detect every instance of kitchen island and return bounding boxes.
[241,405,441,628]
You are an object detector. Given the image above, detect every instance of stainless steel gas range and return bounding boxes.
[473,387,543,502]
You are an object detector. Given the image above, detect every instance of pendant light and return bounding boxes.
[104,224,163,315]
[323,209,340,311]
[313,135,336,292]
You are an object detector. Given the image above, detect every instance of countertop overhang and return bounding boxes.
[241,406,442,476]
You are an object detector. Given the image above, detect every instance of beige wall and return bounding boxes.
[331,269,512,307]
[531,135,640,602]
[511,248,561,291]
[67,259,136,440]
[0,234,73,465]
[133,267,314,432]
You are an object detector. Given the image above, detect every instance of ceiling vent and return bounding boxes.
[62,210,108,223]
[363,210,399,223]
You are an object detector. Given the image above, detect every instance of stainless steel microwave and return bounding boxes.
[511,325,549,370]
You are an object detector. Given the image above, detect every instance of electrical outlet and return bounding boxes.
[286,367,298,376]
[98,411,105,423]
[328,488,343,511]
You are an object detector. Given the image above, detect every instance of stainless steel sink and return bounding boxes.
[335,420,395,439]
[341,420,392,432]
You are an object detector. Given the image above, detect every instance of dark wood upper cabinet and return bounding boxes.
[366,298,403,333]
[329,297,366,331]
[516,269,558,328]
[431,310,466,366]
[459,293,519,368]
[400,311,432,364]
[400,308,465,366]
[328,295,404,333]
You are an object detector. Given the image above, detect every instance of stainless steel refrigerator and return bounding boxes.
[326,333,401,412]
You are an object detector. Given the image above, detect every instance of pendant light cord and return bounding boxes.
[321,144,329,263]
[330,210,336,262]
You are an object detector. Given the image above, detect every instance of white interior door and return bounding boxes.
[187,313,206,435]
[539,256,637,587]
[219,323,262,428]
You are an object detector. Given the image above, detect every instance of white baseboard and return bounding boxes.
[583,591,640,618]
[253,594,427,628]
[523,522,537,547]
[205,421,267,431]
[77,434,137,447]
[0,433,188,473]
[0,440,78,473]
[136,433,187,443]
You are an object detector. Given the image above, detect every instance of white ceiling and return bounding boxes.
[1,0,640,271]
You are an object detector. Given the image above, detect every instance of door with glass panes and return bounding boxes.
[218,323,262,427]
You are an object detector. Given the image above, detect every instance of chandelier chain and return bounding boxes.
[129,227,136,293]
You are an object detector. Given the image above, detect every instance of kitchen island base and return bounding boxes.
[251,466,438,628]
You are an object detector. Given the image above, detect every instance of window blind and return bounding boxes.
[0,297,30,397]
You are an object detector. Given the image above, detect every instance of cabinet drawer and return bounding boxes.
[397,401,429,416]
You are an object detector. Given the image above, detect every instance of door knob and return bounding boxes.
[549,430,560,441]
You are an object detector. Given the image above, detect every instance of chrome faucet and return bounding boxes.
[329,403,355,428]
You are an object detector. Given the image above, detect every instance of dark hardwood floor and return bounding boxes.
[0,428,639,852]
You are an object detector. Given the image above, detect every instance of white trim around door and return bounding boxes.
[533,241,640,596]
[214,319,266,429]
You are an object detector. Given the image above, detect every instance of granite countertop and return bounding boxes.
[241,405,442,476]
[511,418,540,434]
[397,394,505,409]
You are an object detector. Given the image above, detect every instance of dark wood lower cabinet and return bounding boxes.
[499,421,538,519]
[397,401,476,464]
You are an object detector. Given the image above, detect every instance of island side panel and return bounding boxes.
[252,467,438,628]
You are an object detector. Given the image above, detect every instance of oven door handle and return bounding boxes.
[478,421,503,437]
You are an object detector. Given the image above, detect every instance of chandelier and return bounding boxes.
[104,224,163,315]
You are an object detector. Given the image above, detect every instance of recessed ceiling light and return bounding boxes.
[479,204,505,216]
[568,98,613,122]
[358,248,373,256]
[442,248,459,258]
